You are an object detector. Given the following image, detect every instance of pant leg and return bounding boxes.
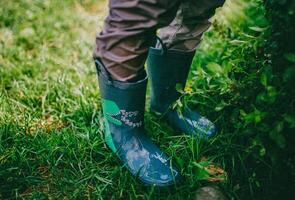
[93,0,180,81]
[157,0,225,51]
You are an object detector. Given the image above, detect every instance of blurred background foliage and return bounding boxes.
[190,0,295,199]
[0,0,294,199]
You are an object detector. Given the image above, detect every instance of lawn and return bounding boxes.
[1,0,294,199]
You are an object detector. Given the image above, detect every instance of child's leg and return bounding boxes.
[93,0,181,81]
[157,0,225,51]
[146,0,225,137]
[93,0,183,186]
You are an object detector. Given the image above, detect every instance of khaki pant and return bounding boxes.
[93,0,225,81]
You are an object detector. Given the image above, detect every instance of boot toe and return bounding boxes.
[138,161,181,186]
[186,116,216,137]
[120,135,181,186]
[166,108,217,137]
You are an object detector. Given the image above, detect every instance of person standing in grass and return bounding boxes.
[93,0,225,186]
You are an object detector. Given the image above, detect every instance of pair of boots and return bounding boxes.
[95,44,216,186]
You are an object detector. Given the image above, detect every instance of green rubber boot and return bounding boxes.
[95,59,181,186]
[147,40,216,138]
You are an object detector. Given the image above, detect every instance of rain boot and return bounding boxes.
[147,40,216,137]
[95,59,181,186]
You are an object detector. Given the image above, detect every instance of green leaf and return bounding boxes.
[284,53,295,62]
[283,67,295,82]
[269,129,286,149]
[284,115,295,128]
[266,86,278,103]
[275,121,284,133]
[249,26,267,32]
[176,99,183,108]
[193,161,211,180]
[215,100,228,111]
[206,62,223,74]
[175,156,185,169]
[260,73,268,87]
[196,168,211,180]
[259,147,266,156]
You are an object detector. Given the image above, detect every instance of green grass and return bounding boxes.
[1,0,294,199]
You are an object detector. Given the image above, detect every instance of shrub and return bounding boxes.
[190,0,295,199]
